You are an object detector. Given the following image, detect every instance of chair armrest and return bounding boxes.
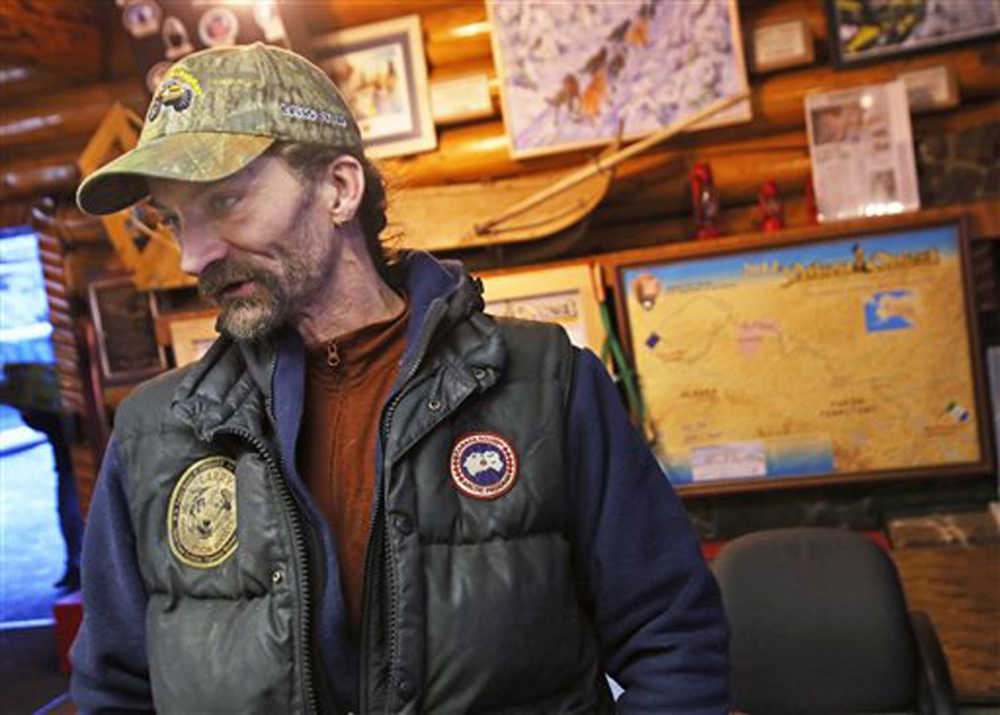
[909,610,958,715]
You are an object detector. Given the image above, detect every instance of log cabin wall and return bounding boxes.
[1,2,997,526]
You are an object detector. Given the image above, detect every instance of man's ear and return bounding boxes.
[325,154,365,225]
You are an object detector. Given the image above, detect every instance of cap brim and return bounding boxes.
[76,132,276,215]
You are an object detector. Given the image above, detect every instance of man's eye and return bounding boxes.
[210,194,240,213]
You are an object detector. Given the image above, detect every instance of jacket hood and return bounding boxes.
[170,250,492,435]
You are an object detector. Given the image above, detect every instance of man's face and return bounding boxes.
[149,156,338,340]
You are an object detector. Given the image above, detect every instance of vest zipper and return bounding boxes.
[220,426,318,715]
[360,300,447,713]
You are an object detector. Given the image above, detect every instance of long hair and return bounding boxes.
[265,141,403,289]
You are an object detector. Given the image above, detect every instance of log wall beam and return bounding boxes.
[1,79,147,152]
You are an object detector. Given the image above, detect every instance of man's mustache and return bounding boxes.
[198,260,272,300]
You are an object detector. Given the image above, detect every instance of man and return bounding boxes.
[72,43,727,714]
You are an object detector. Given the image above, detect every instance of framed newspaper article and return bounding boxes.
[477,262,606,358]
[312,15,436,158]
[486,0,751,159]
[609,218,992,495]
[806,80,920,223]
[826,0,1000,67]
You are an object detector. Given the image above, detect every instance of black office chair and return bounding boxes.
[712,528,957,714]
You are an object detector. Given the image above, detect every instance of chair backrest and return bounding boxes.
[712,528,917,714]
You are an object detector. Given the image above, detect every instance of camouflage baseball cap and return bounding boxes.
[77,42,363,215]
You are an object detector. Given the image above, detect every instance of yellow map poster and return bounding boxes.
[621,224,984,489]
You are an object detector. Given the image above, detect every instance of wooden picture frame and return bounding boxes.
[87,276,167,384]
[167,313,219,367]
[476,262,607,358]
[825,0,1000,67]
[750,16,814,74]
[311,14,436,159]
[608,217,993,495]
[486,0,751,159]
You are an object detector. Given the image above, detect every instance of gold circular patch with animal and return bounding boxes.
[168,456,238,568]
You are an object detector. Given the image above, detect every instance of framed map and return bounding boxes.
[611,219,992,494]
[487,0,751,159]
[477,263,606,358]
[826,0,1000,66]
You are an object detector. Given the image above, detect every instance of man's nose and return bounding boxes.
[178,224,229,276]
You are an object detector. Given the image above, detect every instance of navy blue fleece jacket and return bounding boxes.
[71,255,728,713]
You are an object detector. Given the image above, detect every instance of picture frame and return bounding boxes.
[87,276,168,384]
[486,0,751,159]
[167,313,219,367]
[311,14,436,159]
[476,262,607,358]
[825,0,1000,67]
[608,217,993,495]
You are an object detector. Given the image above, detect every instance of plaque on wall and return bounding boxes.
[750,17,814,73]
[88,276,167,384]
[898,65,959,113]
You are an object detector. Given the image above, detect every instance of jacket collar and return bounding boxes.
[170,251,503,440]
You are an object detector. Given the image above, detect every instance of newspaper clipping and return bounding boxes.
[806,80,919,222]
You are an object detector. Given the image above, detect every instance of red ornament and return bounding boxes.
[758,179,784,232]
[804,174,819,225]
[690,162,721,239]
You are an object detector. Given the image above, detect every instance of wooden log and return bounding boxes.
[0,62,76,104]
[423,4,491,67]
[0,150,80,201]
[300,0,472,35]
[0,198,33,227]
[0,0,103,80]
[596,99,999,226]
[750,44,999,132]
[0,79,147,151]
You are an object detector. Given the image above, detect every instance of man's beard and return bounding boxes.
[198,259,289,341]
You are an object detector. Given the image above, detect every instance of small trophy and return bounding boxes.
[758,179,784,232]
[690,162,721,239]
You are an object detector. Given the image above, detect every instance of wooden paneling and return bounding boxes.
[0,0,103,80]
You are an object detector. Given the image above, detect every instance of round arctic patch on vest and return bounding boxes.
[449,433,518,500]
[168,455,238,568]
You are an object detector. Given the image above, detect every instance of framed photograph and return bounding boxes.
[311,14,436,159]
[826,0,1000,66]
[167,313,219,367]
[477,262,607,358]
[609,218,993,495]
[87,276,167,384]
[486,0,751,159]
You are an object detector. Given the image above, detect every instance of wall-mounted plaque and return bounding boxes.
[477,262,606,358]
[751,17,814,73]
[898,65,959,113]
[88,276,167,384]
